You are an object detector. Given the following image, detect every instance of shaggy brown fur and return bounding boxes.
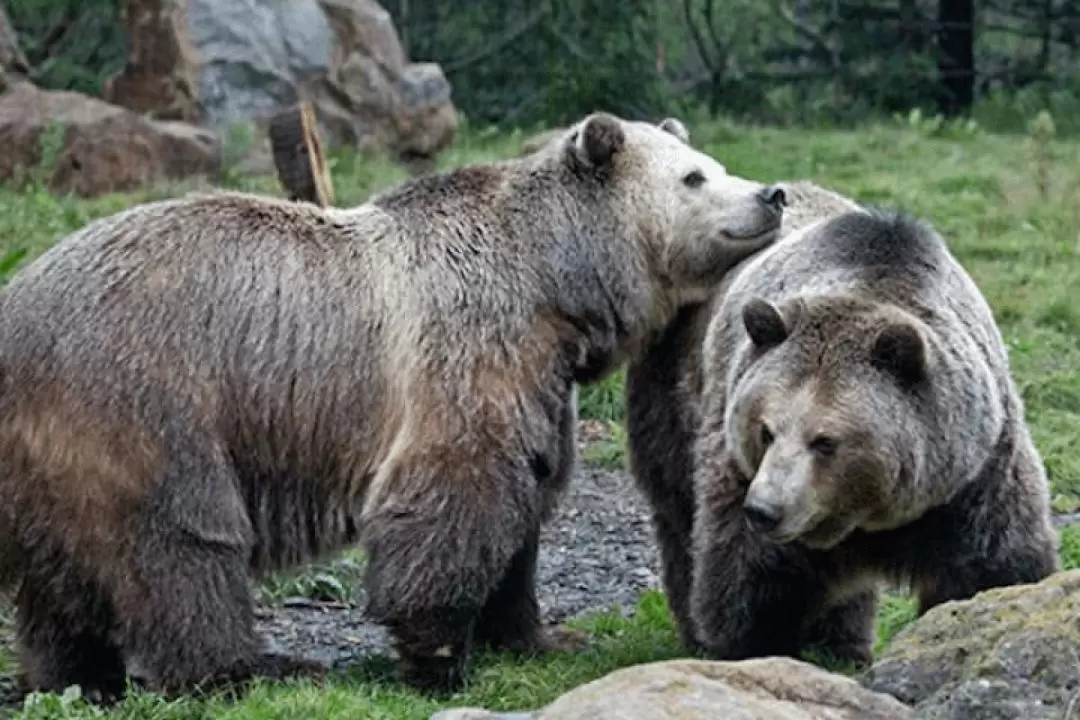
[628,183,1058,666]
[0,111,785,700]
[625,180,862,651]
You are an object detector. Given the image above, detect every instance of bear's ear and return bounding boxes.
[658,117,690,144]
[742,297,789,349]
[871,322,927,385]
[572,113,626,169]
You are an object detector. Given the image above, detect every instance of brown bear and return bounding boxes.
[626,180,864,651]
[628,182,1060,666]
[0,111,787,701]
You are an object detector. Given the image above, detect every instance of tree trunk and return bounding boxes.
[708,74,722,116]
[937,0,974,115]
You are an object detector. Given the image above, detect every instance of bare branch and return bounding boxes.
[443,6,548,74]
[702,0,726,67]
[682,0,717,72]
[548,26,593,63]
[774,0,841,71]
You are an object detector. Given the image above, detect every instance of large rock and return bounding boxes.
[185,0,334,130]
[389,62,456,159]
[180,0,455,170]
[313,0,456,165]
[0,82,220,197]
[861,570,1080,719]
[103,0,201,122]
[432,658,913,720]
[318,0,406,79]
[0,1,29,91]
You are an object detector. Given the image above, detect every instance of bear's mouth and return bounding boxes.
[724,220,782,244]
[795,514,858,550]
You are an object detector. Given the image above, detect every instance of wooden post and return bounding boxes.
[268,101,335,207]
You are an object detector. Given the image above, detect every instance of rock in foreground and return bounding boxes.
[433,657,912,720]
[861,569,1080,719]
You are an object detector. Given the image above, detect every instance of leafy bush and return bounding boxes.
[7,0,125,96]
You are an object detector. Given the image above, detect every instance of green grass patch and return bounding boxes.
[8,593,682,720]
[255,550,368,607]
[1,115,1080,715]
[577,372,626,424]
[580,421,628,471]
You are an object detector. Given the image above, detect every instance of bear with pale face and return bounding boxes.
[0,111,785,701]
[686,206,1058,666]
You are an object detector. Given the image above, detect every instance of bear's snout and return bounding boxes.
[757,185,787,211]
[743,498,783,533]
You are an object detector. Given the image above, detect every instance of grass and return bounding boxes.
[1,111,1080,716]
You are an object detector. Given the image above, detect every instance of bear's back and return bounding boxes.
[739,208,950,303]
[707,207,1014,411]
[729,208,998,340]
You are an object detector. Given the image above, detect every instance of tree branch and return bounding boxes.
[443,6,548,74]
[775,0,841,71]
[548,25,593,63]
[702,0,726,66]
[682,0,716,72]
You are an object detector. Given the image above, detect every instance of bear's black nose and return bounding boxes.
[743,500,783,533]
[758,185,787,210]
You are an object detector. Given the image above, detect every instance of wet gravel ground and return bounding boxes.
[256,478,1080,670]
[256,463,662,669]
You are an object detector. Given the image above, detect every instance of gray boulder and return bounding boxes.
[185,0,332,130]
[433,657,913,720]
[183,0,456,171]
[861,569,1080,719]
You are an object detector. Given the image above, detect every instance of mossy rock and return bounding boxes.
[861,570,1080,718]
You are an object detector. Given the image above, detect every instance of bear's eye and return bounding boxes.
[809,435,839,457]
[760,423,774,448]
[683,170,706,188]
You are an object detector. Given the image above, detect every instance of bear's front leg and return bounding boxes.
[475,393,591,657]
[382,606,478,697]
[799,588,878,668]
[651,502,702,654]
[689,456,822,660]
[909,512,1059,617]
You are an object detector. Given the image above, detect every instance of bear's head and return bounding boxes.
[542,112,786,304]
[725,293,937,550]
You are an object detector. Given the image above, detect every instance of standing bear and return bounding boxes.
[626,180,864,651]
[627,182,1060,666]
[0,112,787,700]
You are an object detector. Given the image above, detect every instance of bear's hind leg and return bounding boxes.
[14,547,127,704]
[118,535,323,696]
[799,588,878,668]
[363,447,548,696]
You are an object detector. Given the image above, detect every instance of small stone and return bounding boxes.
[282,596,315,608]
